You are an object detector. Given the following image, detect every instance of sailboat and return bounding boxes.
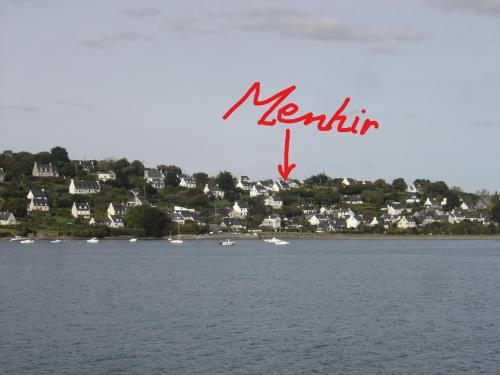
[170,222,183,244]
[51,226,62,243]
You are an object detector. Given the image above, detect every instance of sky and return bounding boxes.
[0,0,499,192]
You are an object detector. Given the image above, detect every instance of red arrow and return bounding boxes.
[278,128,296,180]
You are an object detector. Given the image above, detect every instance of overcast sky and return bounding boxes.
[1,0,499,191]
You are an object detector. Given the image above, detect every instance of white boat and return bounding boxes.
[264,237,280,243]
[170,223,183,244]
[51,226,62,243]
[10,235,27,242]
[20,239,35,244]
[129,238,137,243]
[274,240,289,245]
[220,239,235,246]
[87,237,99,244]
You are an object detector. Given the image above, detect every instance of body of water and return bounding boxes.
[1,239,499,374]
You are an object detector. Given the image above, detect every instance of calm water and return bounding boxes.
[0,240,499,374]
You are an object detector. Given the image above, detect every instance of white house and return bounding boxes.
[342,177,356,186]
[108,202,126,216]
[230,202,249,218]
[69,179,101,195]
[264,196,283,209]
[346,215,362,229]
[32,162,59,177]
[250,184,268,197]
[272,180,290,192]
[144,169,165,189]
[27,189,49,212]
[179,176,197,189]
[127,189,149,207]
[71,202,91,219]
[259,215,281,231]
[203,183,225,198]
[343,195,363,205]
[368,217,380,227]
[89,216,112,227]
[0,211,17,225]
[460,201,469,210]
[236,176,252,191]
[0,167,5,182]
[97,171,116,182]
[397,216,417,229]
[406,193,421,204]
[108,215,124,228]
[387,203,411,216]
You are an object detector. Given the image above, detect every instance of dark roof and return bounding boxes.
[0,211,14,220]
[73,180,100,190]
[74,202,90,210]
[93,216,111,225]
[32,198,49,206]
[30,189,47,199]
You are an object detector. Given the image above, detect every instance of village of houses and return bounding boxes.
[0,159,496,236]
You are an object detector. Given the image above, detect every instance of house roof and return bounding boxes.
[29,189,47,199]
[0,211,14,220]
[74,202,90,211]
[73,180,100,190]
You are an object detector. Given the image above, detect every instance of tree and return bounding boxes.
[160,165,182,187]
[391,178,407,193]
[129,160,145,177]
[445,191,461,212]
[193,172,209,188]
[305,173,330,186]
[34,151,52,164]
[491,201,500,224]
[216,171,235,192]
[124,206,171,237]
[50,147,70,164]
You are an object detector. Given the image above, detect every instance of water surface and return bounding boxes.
[1,240,499,374]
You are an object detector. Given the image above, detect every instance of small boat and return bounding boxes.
[87,237,99,244]
[264,237,280,243]
[220,239,235,246]
[129,238,137,243]
[170,223,183,244]
[20,239,35,244]
[274,240,289,245]
[10,235,27,242]
[51,226,62,243]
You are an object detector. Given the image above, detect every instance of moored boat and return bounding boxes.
[220,239,235,246]
[274,240,289,245]
[129,238,137,243]
[87,237,99,244]
[20,239,35,244]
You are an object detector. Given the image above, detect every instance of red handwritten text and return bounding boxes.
[223,82,379,135]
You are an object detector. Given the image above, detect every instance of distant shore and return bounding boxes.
[2,233,500,241]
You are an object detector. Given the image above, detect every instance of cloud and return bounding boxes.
[428,0,500,14]
[0,104,40,113]
[81,31,155,48]
[122,8,161,19]
[55,100,93,110]
[164,5,427,52]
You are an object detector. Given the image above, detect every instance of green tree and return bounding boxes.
[491,201,500,224]
[391,178,407,193]
[193,172,209,188]
[216,171,235,192]
[129,160,145,177]
[124,206,171,237]
[445,191,461,212]
[50,146,70,164]
[160,165,182,187]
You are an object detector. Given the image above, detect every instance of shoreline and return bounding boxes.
[2,234,500,241]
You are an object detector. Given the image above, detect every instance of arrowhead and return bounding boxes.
[278,162,296,181]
